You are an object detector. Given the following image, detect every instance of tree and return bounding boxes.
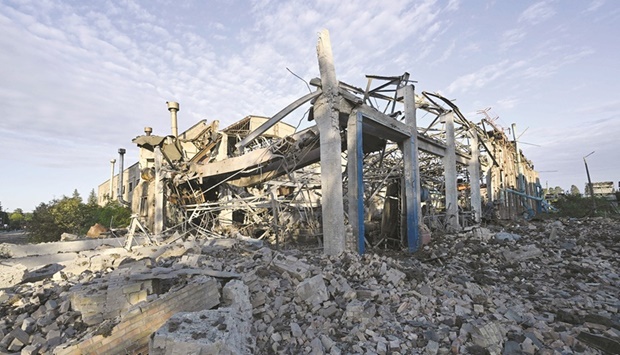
[87,189,98,206]
[554,186,564,195]
[26,194,132,243]
[28,202,64,243]
[9,209,25,229]
[50,196,86,235]
[98,201,132,227]
[72,189,82,203]
[0,202,7,229]
[570,185,581,196]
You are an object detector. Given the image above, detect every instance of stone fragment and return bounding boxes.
[150,280,253,355]
[272,254,311,280]
[10,328,30,345]
[290,322,303,338]
[60,232,79,241]
[8,337,24,352]
[343,299,376,322]
[576,331,620,354]
[425,340,439,354]
[521,337,536,354]
[320,334,334,351]
[385,268,406,285]
[21,343,42,355]
[295,274,328,306]
[0,263,27,289]
[21,317,36,333]
[469,321,505,353]
[502,245,542,262]
[22,264,65,284]
[495,232,521,242]
[86,223,108,238]
[310,337,323,354]
[473,227,494,241]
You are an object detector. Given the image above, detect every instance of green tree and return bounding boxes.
[9,209,25,229]
[27,194,132,243]
[570,185,580,196]
[49,196,85,235]
[0,202,8,229]
[87,189,98,206]
[72,189,82,203]
[94,201,132,228]
[28,201,64,243]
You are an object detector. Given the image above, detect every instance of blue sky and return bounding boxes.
[1,0,618,212]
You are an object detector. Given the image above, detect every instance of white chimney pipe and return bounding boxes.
[167,101,179,137]
[109,159,116,201]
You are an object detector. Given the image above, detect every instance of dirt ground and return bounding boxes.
[0,230,29,244]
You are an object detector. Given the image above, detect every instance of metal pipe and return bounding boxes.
[167,101,179,137]
[511,123,524,193]
[117,148,130,206]
[583,151,596,211]
[109,159,116,201]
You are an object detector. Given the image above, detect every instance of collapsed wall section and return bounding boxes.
[54,277,220,355]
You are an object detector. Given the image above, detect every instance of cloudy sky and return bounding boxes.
[1,0,618,212]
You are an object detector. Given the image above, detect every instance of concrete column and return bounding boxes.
[468,128,482,223]
[315,29,345,255]
[347,111,364,254]
[441,112,459,231]
[154,146,164,235]
[402,85,421,252]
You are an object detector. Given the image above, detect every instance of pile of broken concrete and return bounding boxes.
[0,217,618,354]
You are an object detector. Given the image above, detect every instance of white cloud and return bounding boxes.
[496,97,520,110]
[500,28,526,50]
[445,60,526,94]
[519,1,556,25]
[586,0,605,12]
[0,0,618,211]
[446,0,460,11]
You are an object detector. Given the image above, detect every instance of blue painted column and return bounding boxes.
[402,85,421,252]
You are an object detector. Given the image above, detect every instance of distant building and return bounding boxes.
[584,181,616,197]
[97,162,140,206]
[97,114,297,231]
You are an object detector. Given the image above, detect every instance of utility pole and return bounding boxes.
[583,151,596,212]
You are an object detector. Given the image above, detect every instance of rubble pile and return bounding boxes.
[0,218,618,354]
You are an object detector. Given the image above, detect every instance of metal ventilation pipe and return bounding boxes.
[109,159,116,201]
[167,101,179,137]
[117,148,130,206]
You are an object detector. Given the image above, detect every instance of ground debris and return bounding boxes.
[0,217,618,354]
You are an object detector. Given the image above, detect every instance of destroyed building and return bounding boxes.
[98,31,546,255]
[1,29,618,355]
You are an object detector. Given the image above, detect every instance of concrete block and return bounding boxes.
[295,274,328,306]
[20,317,36,333]
[21,343,42,355]
[272,253,310,280]
[2,237,125,258]
[150,281,252,355]
[503,244,542,262]
[0,263,27,289]
[10,328,30,345]
[385,268,406,285]
[8,337,24,352]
